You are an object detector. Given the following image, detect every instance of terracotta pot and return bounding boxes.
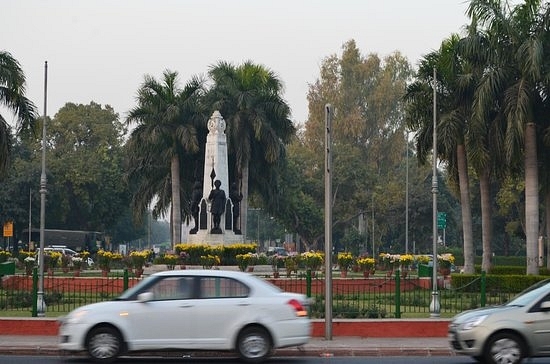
[340,271,348,278]
[101,270,109,277]
[135,268,144,278]
[73,270,81,277]
[247,266,254,272]
[363,270,370,278]
[273,271,280,278]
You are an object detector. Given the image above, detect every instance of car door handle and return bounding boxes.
[179,304,194,308]
[238,303,250,306]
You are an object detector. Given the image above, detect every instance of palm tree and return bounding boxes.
[0,50,38,175]
[467,0,549,274]
[405,35,478,274]
[126,70,204,248]
[207,61,295,237]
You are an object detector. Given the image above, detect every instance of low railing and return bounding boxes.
[0,267,535,318]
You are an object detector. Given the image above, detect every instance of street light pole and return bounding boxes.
[324,104,333,340]
[37,61,48,317]
[430,67,440,317]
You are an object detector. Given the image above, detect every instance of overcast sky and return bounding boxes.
[3,0,471,126]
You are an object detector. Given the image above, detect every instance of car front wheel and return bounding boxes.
[483,332,525,364]
[86,326,122,364]
[237,326,272,363]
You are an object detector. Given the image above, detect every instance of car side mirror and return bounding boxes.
[137,292,154,302]
[540,301,550,311]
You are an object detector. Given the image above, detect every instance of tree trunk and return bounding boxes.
[480,168,492,273]
[525,122,539,275]
[171,155,182,249]
[240,164,250,240]
[457,144,475,274]
[546,190,550,270]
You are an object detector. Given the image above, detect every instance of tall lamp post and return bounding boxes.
[430,67,440,317]
[37,61,48,317]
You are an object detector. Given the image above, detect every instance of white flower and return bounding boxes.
[24,256,36,263]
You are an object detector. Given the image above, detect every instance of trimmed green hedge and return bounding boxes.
[451,273,549,293]
[174,243,257,265]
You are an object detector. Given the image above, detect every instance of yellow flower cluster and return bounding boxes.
[337,252,354,270]
[130,250,151,268]
[438,253,455,268]
[97,249,123,269]
[399,254,414,265]
[200,254,221,269]
[356,257,375,270]
[301,251,324,270]
[0,250,12,262]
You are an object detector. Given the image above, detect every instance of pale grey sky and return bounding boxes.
[3,0,470,125]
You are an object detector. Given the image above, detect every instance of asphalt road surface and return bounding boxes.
[0,354,525,364]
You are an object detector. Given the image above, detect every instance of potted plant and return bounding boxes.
[44,251,62,275]
[337,252,354,277]
[269,254,284,278]
[71,256,83,276]
[97,250,123,276]
[301,251,323,273]
[0,249,12,263]
[438,253,455,276]
[163,253,179,270]
[236,252,257,272]
[356,256,375,277]
[379,253,399,275]
[284,256,298,277]
[200,254,220,269]
[399,254,414,277]
[23,256,36,276]
[130,250,150,277]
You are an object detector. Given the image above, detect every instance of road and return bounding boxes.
[4,355,544,364]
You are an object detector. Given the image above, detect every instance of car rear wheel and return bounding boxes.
[237,326,272,363]
[86,326,122,363]
[483,332,524,364]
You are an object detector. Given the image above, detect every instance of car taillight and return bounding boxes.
[288,299,308,317]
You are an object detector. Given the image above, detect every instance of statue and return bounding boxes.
[229,182,243,234]
[189,181,202,234]
[208,180,226,234]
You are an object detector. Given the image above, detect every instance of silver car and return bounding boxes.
[449,278,550,364]
[59,269,311,363]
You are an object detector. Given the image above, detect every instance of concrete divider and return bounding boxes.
[0,318,449,337]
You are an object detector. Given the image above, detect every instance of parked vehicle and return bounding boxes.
[449,278,550,364]
[59,269,311,363]
[43,245,94,267]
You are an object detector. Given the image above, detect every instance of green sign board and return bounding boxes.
[437,212,447,229]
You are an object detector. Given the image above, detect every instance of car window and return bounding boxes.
[199,277,249,298]
[150,276,194,300]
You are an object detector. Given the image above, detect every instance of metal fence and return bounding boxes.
[0,267,534,318]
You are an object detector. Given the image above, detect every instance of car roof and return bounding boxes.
[152,269,253,278]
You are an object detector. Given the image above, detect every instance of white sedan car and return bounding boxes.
[59,269,311,363]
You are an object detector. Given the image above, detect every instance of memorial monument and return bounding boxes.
[187,111,244,245]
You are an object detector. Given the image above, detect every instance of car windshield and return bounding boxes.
[506,279,550,307]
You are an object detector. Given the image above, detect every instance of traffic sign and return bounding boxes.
[3,221,13,237]
[437,212,447,229]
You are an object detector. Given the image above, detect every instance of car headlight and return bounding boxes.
[460,315,488,330]
[63,310,89,324]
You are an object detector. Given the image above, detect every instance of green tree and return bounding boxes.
[0,51,38,176]
[44,102,129,234]
[207,61,295,237]
[299,40,434,252]
[126,70,205,248]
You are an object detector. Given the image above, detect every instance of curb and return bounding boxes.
[0,346,455,358]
